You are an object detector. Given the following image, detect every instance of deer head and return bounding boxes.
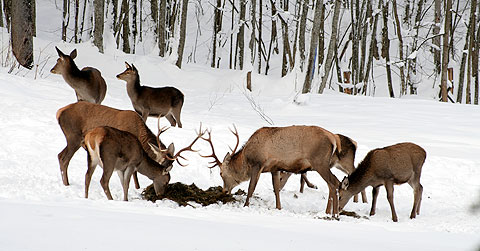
[51,47,78,74]
[116,62,138,82]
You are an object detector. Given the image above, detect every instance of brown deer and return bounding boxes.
[83,125,203,201]
[278,134,368,203]
[201,125,350,215]
[56,101,171,189]
[51,47,107,104]
[338,142,426,222]
[116,62,184,127]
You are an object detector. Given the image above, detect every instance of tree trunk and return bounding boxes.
[302,0,324,93]
[250,0,256,65]
[317,0,341,94]
[382,0,394,98]
[176,0,188,68]
[74,0,79,43]
[93,0,105,53]
[62,0,69,41]
[31,0,35,36]
[358,0,369,89]
[408,0,425,95]
[150,0,158,36]
[457,0,476,103]
[265,0,278,75]
[440,0,452,102]
[280,0,294,76]
[230,0,235,69]
[362,0,381,95]
[11,0,33,69]
[392,0,406,96]
[317,1,325,71]
[432,0,441,74]
[132,0,138,53]
[158,0,166,56]
[474,11,480,105]
[237,0,246,70]
[121,0,130,53]
[298,0,308,71]
[79,0,87,41]
[257,0,262,73]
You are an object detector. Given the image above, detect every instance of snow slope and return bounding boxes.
[0,40,479,250]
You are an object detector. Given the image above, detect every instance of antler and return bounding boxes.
[166,123,205,166]
[199,129,222,168]
[228,124,240,154]
[156,118,170,149]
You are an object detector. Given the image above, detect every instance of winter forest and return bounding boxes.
[1,0,480,250]
[5,0,480,102]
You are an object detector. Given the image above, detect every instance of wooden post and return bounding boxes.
[343,71,352,94]
[447,67,454,94]
[247,71,252,91]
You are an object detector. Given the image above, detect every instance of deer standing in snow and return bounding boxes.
[338,142,426,222]
[51,47,107,104]
[201,125,353,215]
[56,101,171,189]
[83,125,203,200]
[116,62,184,127]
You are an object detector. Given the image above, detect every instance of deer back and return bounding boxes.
[51,47,107,104]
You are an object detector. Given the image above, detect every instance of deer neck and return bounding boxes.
[228,151,250,183]
[61,63,83,87]
[126,75,142,100]
[136,155,163,181]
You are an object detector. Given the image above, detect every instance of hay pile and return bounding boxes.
[141,182,238,207]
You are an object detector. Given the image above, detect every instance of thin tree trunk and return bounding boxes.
[176,0,188,68]
[382,0,394,98]
[237,0,246,70]
[363,0,381,95]
[250,0,256,65]
[132,0,138,53]
[265,0,278,75]
[158,0,166,56]
[279,0,294,76]
[474,12,480,105]
[74,0,79,43]
[298,0,308,71]
[317,1,325,71]
[317,0,341,94]
[3,0,11,31]
[62,0,69,41]
[139,0,143,41]
[212,0,222,68]
[258,0,262,73]
[457,0,476,103]
[79,0,87,42]
[93,0,105,53]
[358,0,370,88]
[392,0,406,96]
[230,0,235,69]
[408,0,425,95]
[31,0,35,36]
[121,0,130,53]
[11,0,33,69]
[0,0,4,27]
[302,0,323,93]
[151,0,158,36]
[432,0,441,74]
[440,0,452,102]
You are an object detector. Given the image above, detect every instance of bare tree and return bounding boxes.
[93,0,105,53]
[392,0,406,96]
[62,0,69,41]
[457,0,476,103]
[176,0,188,68]
[258,0,263,74]
[74,0,79,43]
[11,0,33,69]
[120,0,130,53]
[432,0,441,74]
[265,0,278,75]
[250,0,256,65]
[362,0,381,95]
[302,0,324,93]
[159,0,166,56]
[381,0,394,98]
[212,0,222,68]
[298,0,308,71]
[236,0,246,70]
[440,0,452,102]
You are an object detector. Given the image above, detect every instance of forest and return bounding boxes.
[3,0,480,103]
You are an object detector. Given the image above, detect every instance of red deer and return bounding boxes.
[338,142,426,222]
[201,125,349,215]
[116,62,184,127]
[56,101,171,189]
[83,126,203,201]
[278,134,367,203]
[51,47,107,104]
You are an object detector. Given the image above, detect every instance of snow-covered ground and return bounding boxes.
[0,39,479,250]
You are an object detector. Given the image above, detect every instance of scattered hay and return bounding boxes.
[340,210,368,219]
[141,182,237,207]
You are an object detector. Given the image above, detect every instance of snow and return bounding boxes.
[0,1,479,250]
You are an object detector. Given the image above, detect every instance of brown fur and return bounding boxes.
[51,47,107,104]
[339,142,426,222]
[56,101,167,187]
[116,62,184,127]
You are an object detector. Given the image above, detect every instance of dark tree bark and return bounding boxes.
[432,0,441,74]
[265,0,278,75]
[440,0,452,102]
[62,0,69,41]
[11,0,33,69]
[121,0,130,53]
[298,0,308,71]
[456,0,475,103]
[94,0,105,53]
[158,0,166,56]
[381,0,394,98]
[212,0,222,68]
[150,0,158,36]
[176,0,188,68]
[74,0,79,43]
[236,0,246,70]
[362,0,381,95]
[79,0,87,41]
[317,1,325,71]
[229,0,235,69]
[250,0,256,65]
[257,0,262,74]
[392,0,406,96]
[132,0,138,53]
[302,0,323,93]
[474,12,480,105]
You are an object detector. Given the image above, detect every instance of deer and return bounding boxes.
[338,142,426,222]
[116,62,184,127]
[83,125,203,201]
[50,47,107,104]
[56,101,172,189]
[200,125,352,216]
[278,134,368,203]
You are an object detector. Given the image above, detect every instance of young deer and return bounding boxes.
[83,126,203,201]
[51,47,107,104]
[201,125,349,215]
[56,101,170,189]
[278,134,368,203]
[116,62,184,127]
[338,142,426,222]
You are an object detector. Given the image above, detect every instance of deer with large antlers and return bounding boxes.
[56,101,171,188]
[338,142,426,222]
[201,125,353,215]
[116,62,184,127]
[83,125,204,201]
[51,47,107,104]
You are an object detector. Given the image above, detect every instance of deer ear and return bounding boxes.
[70,49,77,59]
[131,64,138,72]
[55,46,65,57]
[125,61,131,69]
[341,177,349,190]
[167,143,175,155]
[223,152,231,162]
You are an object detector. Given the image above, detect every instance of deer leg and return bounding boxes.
[123,167,135,202]
[316,167,340,216]
[361,190,368,203]
[302,173,317,189]
[116,170,128,201]
[244,166,263,207]
[85,152,97,199]
[58,139,81,186]
[278,172,292,191]
[299,175,306,193]
[171,104,183,128]
[165,114,177,127]
[271,171,282,209]
[132,172,140,189]
[385,181,398,222]
[100,165,114,200]
[141,110,149,122]
[409,181,423,219]
[370,186,380,216]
